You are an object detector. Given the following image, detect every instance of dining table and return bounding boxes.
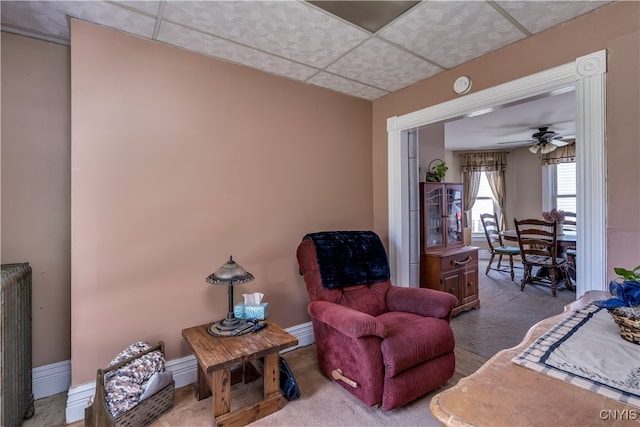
[500,229,576,247]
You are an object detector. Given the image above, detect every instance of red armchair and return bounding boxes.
[296,231,458,411]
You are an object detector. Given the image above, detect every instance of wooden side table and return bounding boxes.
[182,321,298,427]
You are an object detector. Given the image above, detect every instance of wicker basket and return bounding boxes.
[111,380,174,427]
[84,342,175,427]
[610,308,640,345]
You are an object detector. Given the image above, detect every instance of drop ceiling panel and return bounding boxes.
[111,1,161,17]
[307,72,389,100]
[157,21,318,82]
[1,0,78,41]
[379,1,525,69]
[0,0,157,42]
[161,0,370,69]
[0,0,613,104]
[327,38,442,92]
[497,1,611,34]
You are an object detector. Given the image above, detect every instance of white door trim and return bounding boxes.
[387,50,607,297]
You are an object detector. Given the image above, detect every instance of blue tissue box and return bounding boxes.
[234,303,269,320]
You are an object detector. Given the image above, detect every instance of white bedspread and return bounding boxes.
[512,302,640,408]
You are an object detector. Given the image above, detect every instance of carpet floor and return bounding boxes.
[151,345,486,427]
[24,258,577,426]
[451,258,576,359]
[30,346,486,427]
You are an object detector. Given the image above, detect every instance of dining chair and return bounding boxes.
[563,211,577,233]
[562,212,577,280]
[513,218,574,297]
[480,213,520,281]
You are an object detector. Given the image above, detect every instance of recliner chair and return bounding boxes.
[296,231,457,411]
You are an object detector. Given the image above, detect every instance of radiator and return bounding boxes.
[1,263,34,427]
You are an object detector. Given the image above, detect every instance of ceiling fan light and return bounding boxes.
[541,143,558,154]
[529,144,540,153]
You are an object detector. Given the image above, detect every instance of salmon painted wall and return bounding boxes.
[1,32,72,367]
[70,20,372,384]
[1,2,637,377]
[372,2,640,275]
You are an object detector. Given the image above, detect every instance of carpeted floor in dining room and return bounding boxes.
[23,258,577,427]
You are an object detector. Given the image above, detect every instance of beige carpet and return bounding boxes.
[26,258,572,427]
[450,259,576,359]
[38,344,485,427]
[152,344,486,427]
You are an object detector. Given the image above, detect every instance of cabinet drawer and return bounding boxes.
[440,250,478,273]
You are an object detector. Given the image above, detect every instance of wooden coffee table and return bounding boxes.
[430,291,639,426]
[182,320,298,427]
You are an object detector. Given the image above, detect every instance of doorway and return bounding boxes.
[387,50,607,297]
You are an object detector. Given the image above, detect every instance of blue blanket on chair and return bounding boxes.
[303,231,390,289]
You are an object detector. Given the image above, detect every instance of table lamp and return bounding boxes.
[206,256,254,332]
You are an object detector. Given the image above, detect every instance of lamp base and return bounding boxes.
[207,317,254,338]
[214,316,250,331]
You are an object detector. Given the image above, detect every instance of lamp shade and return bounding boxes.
[205,256,255,335]
[206,256,254,286]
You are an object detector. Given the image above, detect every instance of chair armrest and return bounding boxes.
[308,300,387,339]
[386,287,457,320]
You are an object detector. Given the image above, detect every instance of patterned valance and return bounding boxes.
[459,151,508,172]
[542,142,576,165]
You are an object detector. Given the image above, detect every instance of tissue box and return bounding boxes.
[234,303,269,320]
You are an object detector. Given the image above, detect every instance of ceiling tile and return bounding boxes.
[1,0,74,41]
[327,38,442,92]
[71,1,157,39]
[161,1,370,68]
[0,0,612,104]
[307,72,389,100]
[156,22,318,82]
[111,1,161,17]
[497,1,612,34]
[379,1,525,69]
[0,1,157,42]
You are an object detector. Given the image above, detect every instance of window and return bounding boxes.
[470,172,496,233]
[555,162,576,214]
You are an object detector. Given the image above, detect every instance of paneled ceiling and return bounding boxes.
[1,1,609,149]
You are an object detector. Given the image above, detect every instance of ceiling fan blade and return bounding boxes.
[497,139,532,145]
[551,139,570,147]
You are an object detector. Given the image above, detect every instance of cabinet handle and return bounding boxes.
[451,256,472,266]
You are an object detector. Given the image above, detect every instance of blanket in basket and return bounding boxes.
[97,342,172,417]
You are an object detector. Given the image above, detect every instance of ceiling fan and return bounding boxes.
[527,126,571,154]
[498,126,572,154]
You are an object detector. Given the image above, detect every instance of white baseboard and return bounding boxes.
[33,359,71,399]
[64,321,314,424]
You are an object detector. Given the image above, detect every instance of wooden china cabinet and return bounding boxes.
[419,182,480,316]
